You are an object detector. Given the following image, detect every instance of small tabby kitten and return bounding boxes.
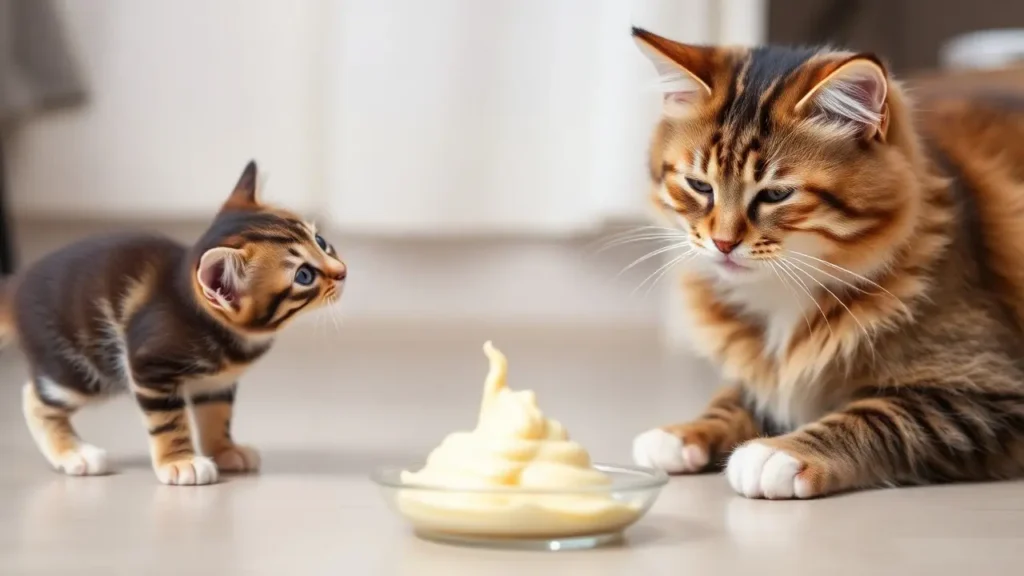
[629,28,1024,498]
[2,162,346,485]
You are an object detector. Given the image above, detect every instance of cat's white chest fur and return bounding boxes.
[717,272,812,358]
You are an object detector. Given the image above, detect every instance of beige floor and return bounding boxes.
[1,323,1023,575]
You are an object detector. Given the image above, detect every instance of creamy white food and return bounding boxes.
[397,342,641,537]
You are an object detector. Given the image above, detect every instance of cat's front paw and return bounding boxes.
[53,444,110,476]
[726,441,813,499]
[155,456,219,486]
[212,444,261,473]
[632,428,710,473]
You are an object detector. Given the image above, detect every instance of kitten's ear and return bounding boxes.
[223,160,260,210]
[795,55,889,140]
[632,27,715,118]
[196,247,249,312]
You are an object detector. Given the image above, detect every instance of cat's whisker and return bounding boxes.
[633,250,696,296]
[785,249,910,314]
[592,231,691,254]
[644,252,699,297]
[774,258,833,337]
[785,257,871,341]
[591,225,682,244]
[596,234,690,251]
[617,242,692,277]
[767,260,813,335]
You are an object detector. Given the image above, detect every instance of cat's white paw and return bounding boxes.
[726,441,808,499]
[156,456,219,486]
[54,444,110,476]
[632,428,709,473]
[212,444,261,473]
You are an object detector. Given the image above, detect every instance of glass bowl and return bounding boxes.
[371,463,668,551]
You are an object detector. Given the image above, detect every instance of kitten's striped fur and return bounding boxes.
[4,162,346,485]
[630,28,1024,498]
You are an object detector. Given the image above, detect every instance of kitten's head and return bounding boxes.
[192,161,347,333]
[634,28,925,285]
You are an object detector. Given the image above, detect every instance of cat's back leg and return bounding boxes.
[22,375,109,476]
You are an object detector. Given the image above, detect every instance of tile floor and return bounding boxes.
[0,324,1022,575]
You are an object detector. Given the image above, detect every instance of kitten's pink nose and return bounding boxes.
[712,238,741,254]
[330,265,347,282]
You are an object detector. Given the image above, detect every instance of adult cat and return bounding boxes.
[629,28,1024,499]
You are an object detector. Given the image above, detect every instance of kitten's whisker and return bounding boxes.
[327,298,343,333]
[785,249,910,314]
[775,258,833,337]
[617,242,692,277]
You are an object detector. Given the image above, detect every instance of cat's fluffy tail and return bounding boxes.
[918,93,1024,332]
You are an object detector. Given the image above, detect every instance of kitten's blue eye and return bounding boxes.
[315,234,328,251]
[759,188,795,203]
[685,178,714,194]
[294,264,316,286]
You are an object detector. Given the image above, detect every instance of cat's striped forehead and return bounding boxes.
[716,46,822,132]
[686,45,851,183]
[198,210,317,252]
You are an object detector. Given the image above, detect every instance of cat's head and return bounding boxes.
[634,28,925,285]
[191,161,347,334]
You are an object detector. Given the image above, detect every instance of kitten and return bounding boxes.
[629,28,1024,498]
[1,162,346,485]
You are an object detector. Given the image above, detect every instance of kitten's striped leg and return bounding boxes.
[726,385,1024,499]
[633,385,759,473]
[133,385,218,486]
[22,379,109,476]
[191,385,261,473]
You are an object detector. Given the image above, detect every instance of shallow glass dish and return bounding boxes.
[371,463,668,551]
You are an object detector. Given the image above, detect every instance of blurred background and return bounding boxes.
[2,0,1024,344]
[3,3,1024,572]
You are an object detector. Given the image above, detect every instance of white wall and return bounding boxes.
[5,0,323,219]
[2,0,766,335]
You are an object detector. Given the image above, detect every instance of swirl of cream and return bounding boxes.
[401,341,611,490]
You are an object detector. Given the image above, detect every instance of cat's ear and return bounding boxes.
[632,27,715,118]
[196,247,249,312]
[795,55,889,140]
[223,160,260,210]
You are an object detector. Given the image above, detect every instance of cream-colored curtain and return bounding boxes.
[321,0,756,237]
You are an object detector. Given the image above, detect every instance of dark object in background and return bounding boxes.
[0,0,88,274]
[769,0,1024,74]
[0,146,11,274]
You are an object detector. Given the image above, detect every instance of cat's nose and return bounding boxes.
[331,265,347,282]
[712,238,741,254]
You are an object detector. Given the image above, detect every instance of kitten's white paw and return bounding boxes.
[156,456,219,486]
[54,444,110,476]
[213,444,261,473]
[726,442,808,499]
[632,428,708,473]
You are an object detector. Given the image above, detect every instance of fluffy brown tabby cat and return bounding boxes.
[1,161,346,485]
[629,27,1024,499]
